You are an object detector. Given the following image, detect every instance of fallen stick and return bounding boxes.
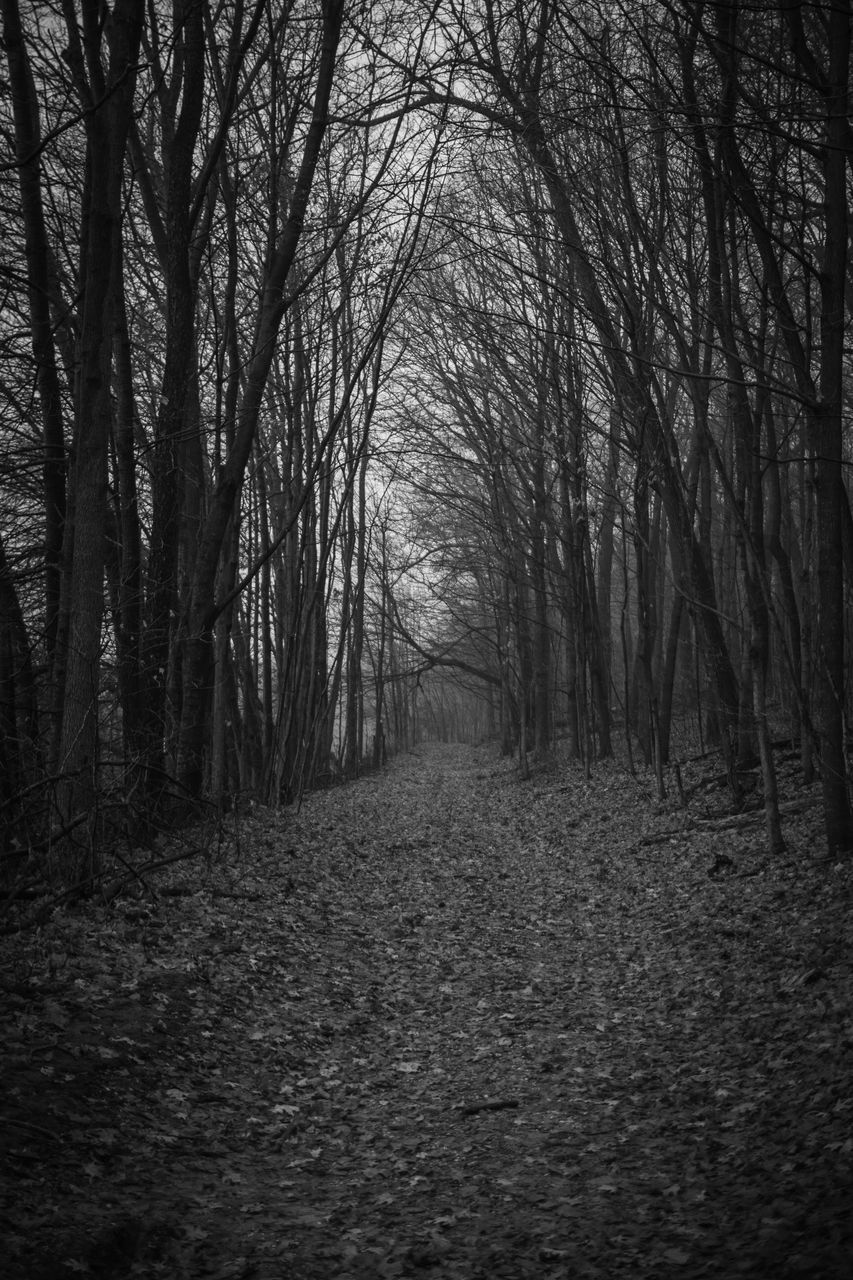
[453,1097,520,1116]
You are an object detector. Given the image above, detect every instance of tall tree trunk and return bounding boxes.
[178,0,344,800]
[0,531,39,844]
[2,0,67,667]
[812,0,853,853]
[111,248,144,773]
[593,410,619,759]
[53,0,144,872]
[138,0,207,788]
[530,409,551,757]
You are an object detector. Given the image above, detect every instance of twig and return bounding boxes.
[1,842,208,934]
[453,1097,520,1116]
[100,845,209,904]
[100,849,155,903]
[6,1116,61,1141]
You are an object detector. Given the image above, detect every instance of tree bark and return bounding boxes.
[53,0,144,869]
[2,0,67,667]
[812,0,853,853]
[137,0,207,787]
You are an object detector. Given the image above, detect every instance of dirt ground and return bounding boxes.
[2,743,851,1278]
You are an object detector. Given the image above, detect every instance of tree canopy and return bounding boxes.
[2,0,852,879]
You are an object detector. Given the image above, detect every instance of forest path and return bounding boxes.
[2,743,852,1278]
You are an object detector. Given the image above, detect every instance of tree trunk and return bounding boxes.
[54,0,144,872]
[111,248,144,774]
[812,0,853,854]
[0,531,39,845]
[178,0,345,800]
[3,0,67,669]
[138,0,207,789]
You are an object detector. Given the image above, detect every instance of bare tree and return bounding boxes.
[52,0,144,869]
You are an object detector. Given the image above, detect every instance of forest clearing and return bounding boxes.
[2,742,851,1279]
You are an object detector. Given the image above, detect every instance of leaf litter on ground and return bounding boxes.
[1,742,851,1279]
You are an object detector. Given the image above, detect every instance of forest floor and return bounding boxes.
[1,742,852,1280]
